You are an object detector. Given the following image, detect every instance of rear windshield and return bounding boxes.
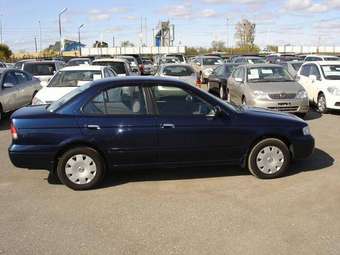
[24,63,56,76]
[324,57,339,61]
[94,61,126,74]
[68,59,91,66]
[162,65,195,76]
[203,58,223,65]
[48,70,102,87]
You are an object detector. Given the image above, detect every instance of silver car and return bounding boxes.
[228,64,309,117]
[0,68,42,120]
[191,56,224,83]
[156,64,198,87]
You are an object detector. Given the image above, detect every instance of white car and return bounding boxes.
[32,65,116,105]
[304,55,339,62]
[92,58,132,76]
[156,64,198,87]
[297,61,340,113]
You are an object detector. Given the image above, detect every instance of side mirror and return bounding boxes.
[3,82,14,88]
[309,75,317,82]
[196,62,201,66]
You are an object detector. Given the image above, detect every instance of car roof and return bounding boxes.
[60,65,106,71]
[68,58,91,61]
[305,55,339,58]
[160,63,193,68]
[93,58,127,63]
[306,61,340,65]
[24,60,60,64]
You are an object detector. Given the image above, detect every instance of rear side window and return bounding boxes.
[14,71,29,83]
[83,86,146,115]
[4,72,18,85]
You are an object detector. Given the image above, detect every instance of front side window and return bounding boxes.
[83,86,146,115]
[301,65,311,77]
[151,85,214,116]
[310,65,321,78]
[14,71,29,83]
[4,72,18,85]
[48,70,102,87]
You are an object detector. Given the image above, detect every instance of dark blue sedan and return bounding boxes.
[8,77,314,190]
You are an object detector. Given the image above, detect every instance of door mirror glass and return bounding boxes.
[3,82,14,88]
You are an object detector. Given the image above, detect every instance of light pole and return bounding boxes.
[78,24,84,56]
[38,20,42,53]
[58,8,68,57]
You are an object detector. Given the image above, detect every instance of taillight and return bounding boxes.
[10,122,18,140]
[139,64,144,74]
[196,77,201,88]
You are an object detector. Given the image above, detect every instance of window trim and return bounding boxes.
[80,84,151,117]
[147,82,216,117]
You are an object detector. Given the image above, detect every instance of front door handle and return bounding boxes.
[86,124,101,130]
[161,123,175,129]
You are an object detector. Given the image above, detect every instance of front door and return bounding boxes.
[78,84,158,167]
[148,84,237,165]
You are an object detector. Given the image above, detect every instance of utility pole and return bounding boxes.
[38,20,42,53]
[78,24,84,56]
[112,35,115,47]
[34,37,38,52]
[58,8,68,57]
[0,15,3,44]
[140,16,143,46]
[145,17,147,46]
[226,18,229,51]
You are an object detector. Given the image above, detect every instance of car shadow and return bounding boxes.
[304,110,322,121]
[0,115,10,131]
[46,147,334,189]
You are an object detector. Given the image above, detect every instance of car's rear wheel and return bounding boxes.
[57,147,105,190]
[248,138,290,179]
[317,93,328,113]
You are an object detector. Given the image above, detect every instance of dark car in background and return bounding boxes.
[67,58,92,66]
[207,63,238,99]
[9,77,314,190]
[21,60,65,84]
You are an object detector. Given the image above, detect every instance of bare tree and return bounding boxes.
[211,40,226,51]
[121,41,135,47]
[235,19,256,48]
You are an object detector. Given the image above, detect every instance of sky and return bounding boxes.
[1,0,340,52]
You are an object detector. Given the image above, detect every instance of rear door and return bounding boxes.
[13,70,35,105]
[148,83,237,165]
[78,84,158,166]
[1,71,22,111]
[297,64,312,100]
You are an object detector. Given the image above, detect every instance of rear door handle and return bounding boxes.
[86,125,101,130]
[161,123,175,129]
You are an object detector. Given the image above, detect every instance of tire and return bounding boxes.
[56,147,105,190]
[296,113,306,119]
[247,138,291,179]
[0,105,3,122]
[242,97,247,105]
[227,89,230,102]
[317,93,328,114]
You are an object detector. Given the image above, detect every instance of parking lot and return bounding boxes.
[0,109,339,254]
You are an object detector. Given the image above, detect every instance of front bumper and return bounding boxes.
[248,98,309,113]
[325,93,340,110]
[290,135,315,159]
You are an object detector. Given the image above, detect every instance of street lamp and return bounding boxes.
[78,24,85,56]
[58,7,68,57]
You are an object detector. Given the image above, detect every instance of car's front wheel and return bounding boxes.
[248,138,290,179]
[317,93,328,113]
[57,147,105,190]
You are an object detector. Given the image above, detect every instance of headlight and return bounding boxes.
[32,97,44,105]
[253,90,269,100]
[302,126,311,136]
[327,87,340,96]
[296,90,308,99]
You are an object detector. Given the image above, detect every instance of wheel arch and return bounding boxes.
[241,134,292,168]
[52,141,109,174]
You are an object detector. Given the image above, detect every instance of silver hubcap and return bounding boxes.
[318,96,326,112]
[256,146,284,174]
[220,86,224,98]
[65,154,97,185]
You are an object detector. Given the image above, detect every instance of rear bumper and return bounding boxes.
[290,135,315,159]
[8,145,55,170]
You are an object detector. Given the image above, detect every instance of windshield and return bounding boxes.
[94,61,126,74]
[24,63,56,76]
[321,65,340,80]
[203,58,223,65]
[48,83,91,112]
[247,58,265,64]
[291,63,303,71]
[247,66,294,82]
[48,70,102,87]
[324,57,339,61]
[162,66,195,77]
